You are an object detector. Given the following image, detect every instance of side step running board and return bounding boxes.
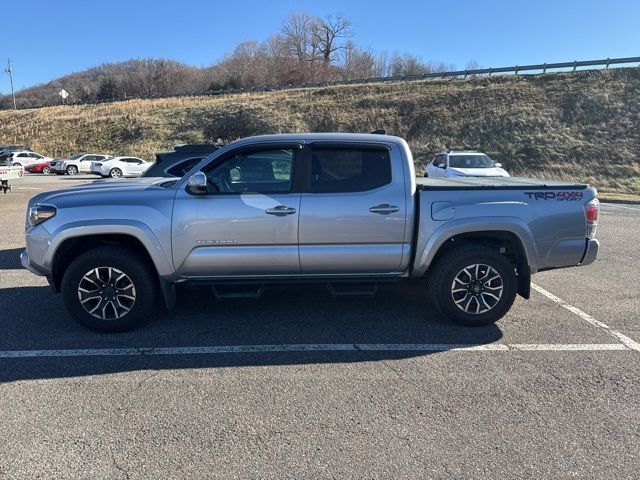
[326,282,379,297]
[212,285,264,300]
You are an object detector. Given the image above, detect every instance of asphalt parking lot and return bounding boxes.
[1,174,639,479]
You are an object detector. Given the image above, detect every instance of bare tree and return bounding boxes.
[373,51,390,77]
[342,41,375,79]
[315,14,352,65]
[465,59,482,71]
[281,13,319,64]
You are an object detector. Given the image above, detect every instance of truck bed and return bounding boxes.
[417,176,589,190]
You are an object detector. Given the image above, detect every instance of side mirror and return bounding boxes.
[187,171,207,193]
[495,162,502,168]
[438,163,446,169]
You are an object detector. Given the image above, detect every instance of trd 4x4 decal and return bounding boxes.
[525,191,584,201]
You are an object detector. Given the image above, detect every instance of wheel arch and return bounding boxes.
[48,220,174,288]
[414,219,537,299]
[50,230,176,309]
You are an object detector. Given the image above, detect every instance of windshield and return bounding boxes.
[448,154,495,169]
[69,154,84,160]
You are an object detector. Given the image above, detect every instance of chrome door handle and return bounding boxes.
[265,205,297,216]
[369,204,399,215]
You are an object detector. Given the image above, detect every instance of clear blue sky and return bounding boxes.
[1,0,639,94]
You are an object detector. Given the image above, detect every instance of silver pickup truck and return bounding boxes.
[21,133,600,332]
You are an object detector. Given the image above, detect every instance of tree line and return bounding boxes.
[0,13,467,109]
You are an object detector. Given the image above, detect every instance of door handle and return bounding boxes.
[369,204,399,215]
[265,205,297,216]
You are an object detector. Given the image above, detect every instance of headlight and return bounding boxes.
[28,205,57,227]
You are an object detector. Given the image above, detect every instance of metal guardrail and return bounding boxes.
[4,56,640,111]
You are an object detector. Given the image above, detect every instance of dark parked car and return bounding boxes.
[141,144,222,178]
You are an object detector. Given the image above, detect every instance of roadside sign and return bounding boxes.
[59,89,69,100]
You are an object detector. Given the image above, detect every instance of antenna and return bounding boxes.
[5,59,16,110]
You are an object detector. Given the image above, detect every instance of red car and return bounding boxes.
[25,161,52,174]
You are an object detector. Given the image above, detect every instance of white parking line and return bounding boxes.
[0,343,630,359]
[531,283,640,352]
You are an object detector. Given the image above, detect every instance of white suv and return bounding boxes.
[425,151,510,178]
[51,153,111,175]
[6,151,52,168]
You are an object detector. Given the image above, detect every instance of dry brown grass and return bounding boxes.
[1,68,638,196]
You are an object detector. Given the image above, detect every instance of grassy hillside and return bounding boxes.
[1,68,639,198]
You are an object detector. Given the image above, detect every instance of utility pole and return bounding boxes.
[5,59,16,109]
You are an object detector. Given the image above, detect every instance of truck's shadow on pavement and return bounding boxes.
[0,282,503,382]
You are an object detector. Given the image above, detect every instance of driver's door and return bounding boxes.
[171,144,302,277]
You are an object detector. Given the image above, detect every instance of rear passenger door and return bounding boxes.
[79,155,96,172]
[429,155,445,177]
[298,144,408,274]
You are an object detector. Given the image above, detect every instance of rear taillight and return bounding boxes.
[584,198,599,238]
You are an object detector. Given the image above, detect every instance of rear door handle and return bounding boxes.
[265,205,297,216]
[369,204,399,215]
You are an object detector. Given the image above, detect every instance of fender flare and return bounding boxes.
[45,219,173,277]
[412,216,540,276]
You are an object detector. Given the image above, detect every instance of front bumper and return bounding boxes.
[580,239,599,266]
[20,250,47,276]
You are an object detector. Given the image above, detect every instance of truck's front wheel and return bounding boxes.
[429,245,517,327]
[61,247,158,332]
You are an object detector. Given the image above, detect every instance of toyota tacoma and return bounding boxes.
[21,133,600,332]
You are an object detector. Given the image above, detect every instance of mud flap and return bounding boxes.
[159,277,176,309]
[517,266,531,299]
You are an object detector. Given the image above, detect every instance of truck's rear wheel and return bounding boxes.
[428,245,517,326]
[61,246,157,332]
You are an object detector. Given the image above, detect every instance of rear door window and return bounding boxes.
[309,147,391,193]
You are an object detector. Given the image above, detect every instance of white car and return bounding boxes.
[6,151,53,168]
[425,151,510,178]
[51,153,111,175]
[90,156,151,178]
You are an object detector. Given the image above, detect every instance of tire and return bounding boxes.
[12,162,21,167]
[66,165,78,175]
[428,244,517,327]
[61,246,158,332]
[110,168,123,178]
[42,167,50,174]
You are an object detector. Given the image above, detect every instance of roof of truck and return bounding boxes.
[225,133,406,146]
